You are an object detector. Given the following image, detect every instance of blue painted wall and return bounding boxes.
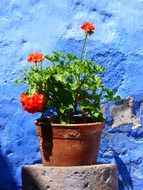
[0,0,143,189]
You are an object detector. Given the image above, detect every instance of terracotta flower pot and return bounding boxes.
[35,118,104,166]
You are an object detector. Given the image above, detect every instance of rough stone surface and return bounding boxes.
[0,0,143,189]
[22,164,118,190]
[110,97,141,129]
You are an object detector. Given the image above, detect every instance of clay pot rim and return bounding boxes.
[51,122,104,127]
[35,118,104,131]
[35,117,104,126]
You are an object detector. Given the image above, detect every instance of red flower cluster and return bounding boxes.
[20,92,45,113]
[81,22,95,34]
[27,52,43,63]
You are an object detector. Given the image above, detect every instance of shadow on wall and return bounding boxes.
[113,151,133,190]
[0,151,20,190]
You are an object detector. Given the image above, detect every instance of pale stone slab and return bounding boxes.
[22,164,118,190]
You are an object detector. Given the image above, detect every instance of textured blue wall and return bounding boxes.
[0,0,143,189]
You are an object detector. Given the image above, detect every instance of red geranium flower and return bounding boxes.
[27,52,43,63]
[81,22,95,34]
[20,92,45,113]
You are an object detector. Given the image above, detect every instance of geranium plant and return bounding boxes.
[16,22,120,123]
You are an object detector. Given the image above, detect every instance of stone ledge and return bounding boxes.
[22,164,118,190]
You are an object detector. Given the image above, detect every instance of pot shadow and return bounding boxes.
[22,167,40,190]
[112,150,133,190]
[39,120,53,162]
[0,151,20,190]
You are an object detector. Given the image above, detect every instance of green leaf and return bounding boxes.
[44,55,59,62]
[60,104,73,114]
[113,95,122,101]
[66,53,78,60]
[52,50,67,59]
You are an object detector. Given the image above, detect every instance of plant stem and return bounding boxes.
[80,33,88,59]
[56,104,62,123]
[74,76,87,113]
[74,34,88,113]
[41,112,44,118]
[40,62,43,71]
[35,62,38,67]
[21,70,29,79]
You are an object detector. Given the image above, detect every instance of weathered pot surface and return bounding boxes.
[35,118,104,166]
